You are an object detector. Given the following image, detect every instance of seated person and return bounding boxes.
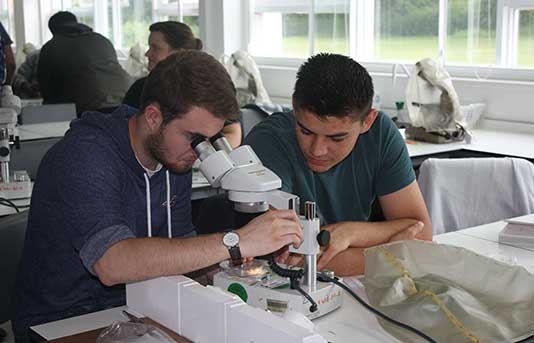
[123,21,241,147]
[13,49,40,98]
[245,53,432,276]
[38,11,132,116]
[12,50,303,343]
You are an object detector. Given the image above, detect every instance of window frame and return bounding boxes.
[246,0,534,82]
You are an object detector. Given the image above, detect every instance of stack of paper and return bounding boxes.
[499,214,534,251]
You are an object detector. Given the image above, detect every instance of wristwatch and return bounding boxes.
[222,231,242,264]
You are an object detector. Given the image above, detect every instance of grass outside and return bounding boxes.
[278,33,534,68]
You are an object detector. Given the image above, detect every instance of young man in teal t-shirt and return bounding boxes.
[245,53,432,276]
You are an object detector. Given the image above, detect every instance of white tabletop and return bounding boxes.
[18,121,71,141]
[404,127,534,159]
[31,218,534,342]
[31,306,129,340]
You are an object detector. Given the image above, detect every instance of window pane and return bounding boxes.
[314,0,349,55]
[0,0,15,43]
[374,0,439,62]
[119,0,151,50]
[118,0,198,50]
[446,0,496,66]
[518,10,534,69]
[183,16,199,38]
[250,0,309,58]
[66,0,95,28]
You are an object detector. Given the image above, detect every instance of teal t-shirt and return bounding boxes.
[244,111,415,225]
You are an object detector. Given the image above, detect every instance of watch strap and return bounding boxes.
[228,245,242,263]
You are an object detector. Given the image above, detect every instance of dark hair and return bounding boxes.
[48,11,78,35]
[293,53,374,121]
[149,21,203,51]
[140,50,239,123]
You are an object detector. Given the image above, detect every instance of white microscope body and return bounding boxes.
[0,85,31,208]
[126,133,338,343]
[193,134,343,320]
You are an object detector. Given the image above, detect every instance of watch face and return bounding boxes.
[223,232,239,247]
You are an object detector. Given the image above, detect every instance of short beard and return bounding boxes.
[146,129,192,174]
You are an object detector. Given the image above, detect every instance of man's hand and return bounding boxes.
[317,222,354,271]
[276,248,304,267]
[388,221,424,242]
[238,209,303,258]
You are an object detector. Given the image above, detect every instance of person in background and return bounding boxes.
[123,21,242,147]
[12,50,302,343]
[0,22,15,85]
[12,50,40,98]
[37,11,132,116]
[245,53,432,276]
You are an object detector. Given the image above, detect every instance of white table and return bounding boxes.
[404,127,534,160]
[17,121,71,141]
[31,218,534,342]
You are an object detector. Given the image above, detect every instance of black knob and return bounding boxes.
[0,146,9,157]
[317,230,330,247]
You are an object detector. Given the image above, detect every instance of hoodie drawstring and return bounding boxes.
[166,170,172,238]
[144,171,172,239]
[143,173,152,237]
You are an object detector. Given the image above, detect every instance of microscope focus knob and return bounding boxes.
[316,230,330,247]
[0,146,9,157]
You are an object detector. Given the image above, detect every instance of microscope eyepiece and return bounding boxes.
[190,134,207,149]
[210,131,233,154]
[209,132,225,144]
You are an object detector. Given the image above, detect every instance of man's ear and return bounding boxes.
[360,109,378,134]
[143,104,163,132]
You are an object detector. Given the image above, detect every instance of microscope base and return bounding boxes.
[214,270,343,320]
[0,179,32,200]
[0,179,32,215]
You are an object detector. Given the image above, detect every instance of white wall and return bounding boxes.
[258,65,534,125]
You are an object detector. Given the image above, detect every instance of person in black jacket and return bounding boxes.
[123,21,242,147]
[38,11,132,117]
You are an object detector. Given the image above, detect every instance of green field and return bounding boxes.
[278,33,534,68]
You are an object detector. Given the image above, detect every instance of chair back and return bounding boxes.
[240,105,270,140]
[418,157,534,234]
[0,211,29,324]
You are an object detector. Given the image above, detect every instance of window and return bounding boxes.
[0,0,16,43]
[446,0,497,66]
[313,1,350,55]
[518,9,534,67]
[249,0,349,57]
[249,0,310,58]
[375,0,439,62]
[247,0,534,71]
[38,0,199,52]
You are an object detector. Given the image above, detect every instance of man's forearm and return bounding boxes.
[342,218,424,248]
[324,247,365,276]
[94,233,228,286]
